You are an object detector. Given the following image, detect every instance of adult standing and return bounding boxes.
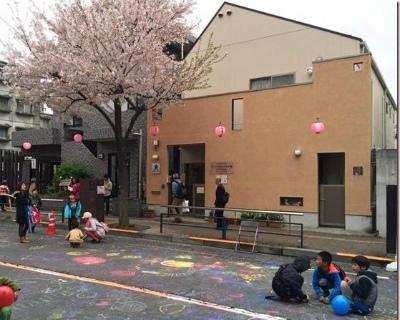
[171,173,185,216]
[103,175,113,216]
[14,182,31,243]
[0,180,10,212]
[82,212,106,243]
[214,177,227,229]
[71,178,81,201]
[28,178,37,196]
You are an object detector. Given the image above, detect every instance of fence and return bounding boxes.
[0,149,23,192]
[150,204,304,248]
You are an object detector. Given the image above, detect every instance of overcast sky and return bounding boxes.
[0,0,397,99]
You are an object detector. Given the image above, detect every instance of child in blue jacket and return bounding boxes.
[312,251,343,304]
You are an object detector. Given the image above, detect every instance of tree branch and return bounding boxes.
[125,109,144,139]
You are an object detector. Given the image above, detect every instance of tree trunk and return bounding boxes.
[114,99,130,227]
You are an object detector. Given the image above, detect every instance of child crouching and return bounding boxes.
[65,220,84,248]
[341,256,378,315]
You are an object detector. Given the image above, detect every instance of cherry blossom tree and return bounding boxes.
[3,0,221,226]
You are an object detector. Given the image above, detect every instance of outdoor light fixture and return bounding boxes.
[294,149,302,157]
[215,122,226,137]
[150,123,160,137]
[23,142,32,150]
[311,118,325,134]
[73,133,83,143]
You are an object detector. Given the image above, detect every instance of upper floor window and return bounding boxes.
[250,73,295,90]
[0,96,10,112]
[16,100,35,115]
[232,98,244,130]
[72,116,83,127]
[0,126,9,140]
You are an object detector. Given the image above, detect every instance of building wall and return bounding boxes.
[185,3,362,98]
[371,71,397,149]
[0,83,51,150]
[147,55,373,226]
[376,149,397,237]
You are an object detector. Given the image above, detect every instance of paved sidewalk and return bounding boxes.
[0,209,389,259]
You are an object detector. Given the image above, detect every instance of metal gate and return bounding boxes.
[0,149,23,192]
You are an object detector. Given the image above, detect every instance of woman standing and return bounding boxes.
[14,182,31,243]
[82,212,106,243]
[103,175,113,216]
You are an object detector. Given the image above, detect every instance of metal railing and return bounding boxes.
[149,204,304,248]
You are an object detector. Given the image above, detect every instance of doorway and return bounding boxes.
[386,185,397,254]
[318,153,345,227]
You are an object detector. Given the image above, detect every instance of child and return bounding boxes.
[0,277,19,320]
[30,189,42,233]
[341,256,378,315]
[312,251,345,304]
[267,255,311,303]
[62,192,82,230]
[65,220,84,248]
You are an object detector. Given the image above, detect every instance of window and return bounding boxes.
[16,100,35,114]
[353,62,363,72]
[250,73,294,90]
[280,197,303,206]
[232,98,244,130]
[0,96,10,112]
[72,116,83,127]
[0,126,9,139]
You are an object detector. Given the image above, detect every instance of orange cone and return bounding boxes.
[46,210,57,236]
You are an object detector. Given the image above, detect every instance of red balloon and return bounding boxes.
[0,286,15,308]
[73,133,83,143]
[23,142,32,150]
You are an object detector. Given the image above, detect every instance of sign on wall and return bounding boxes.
[152,163,161,174]
[216,175,228,184]
[211,162,233,174]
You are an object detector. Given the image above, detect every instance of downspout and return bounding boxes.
[370,149,377,233]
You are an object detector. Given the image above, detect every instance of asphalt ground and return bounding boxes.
[0,223,396,320]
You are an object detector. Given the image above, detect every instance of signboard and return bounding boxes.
[210,162,233,174]
[216,175,228,184]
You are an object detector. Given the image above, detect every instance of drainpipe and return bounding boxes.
[370,149,377,233]
[384,89,388,149]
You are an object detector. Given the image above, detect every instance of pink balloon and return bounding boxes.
[73,133,83,143]
[23,142,32,150]
[150,124,160,137]
[311,120,325,134]
[215,124,226,137]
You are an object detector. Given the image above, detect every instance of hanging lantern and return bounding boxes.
[22,142,32,150]
[215,122,226,138]
[311,118,325,134]
[73,133,83,143]
[150,123,160,137]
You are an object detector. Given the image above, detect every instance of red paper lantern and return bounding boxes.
[150,123,160,137]
[0,286,15,308]
[215,123,226,137]
[22,142,32,150]
[311,118,325,134]
[73,133,83,143]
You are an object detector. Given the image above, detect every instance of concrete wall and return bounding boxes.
[147,55,373,230]
[376,149,397,237]
[372,71,397,149]
[185,3,362,98]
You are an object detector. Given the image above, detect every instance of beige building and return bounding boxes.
[147,3,396,232]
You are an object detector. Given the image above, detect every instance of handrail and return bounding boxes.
[41,198,64,202]
[147,203,304,217]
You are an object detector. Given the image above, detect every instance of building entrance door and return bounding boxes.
[318,153,345,227]
[386,185,397,254]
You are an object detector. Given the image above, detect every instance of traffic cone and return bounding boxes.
[46,210,57,236]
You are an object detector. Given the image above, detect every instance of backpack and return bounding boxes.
[223,192,230,204]
[332,263,346,280]
[175,180,186,199]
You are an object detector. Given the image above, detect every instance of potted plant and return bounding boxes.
[267,213,284,228]
[142,205,155,218]
[256,213,268,227]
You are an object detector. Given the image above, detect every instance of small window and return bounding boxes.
[72,116,83,126]
[271,74,295,87]
[0,127,9,139]
[280,197,303,206]
[232,98,244,130]
[250,77,271,90]
[353,62,363,72]
[0,96,10,112]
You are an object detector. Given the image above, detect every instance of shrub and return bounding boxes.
[267,213,284,222]
[57,161,91,180]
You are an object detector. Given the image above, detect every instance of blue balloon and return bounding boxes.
[331,295,350,316]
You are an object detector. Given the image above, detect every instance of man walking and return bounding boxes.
[171,173,185,219]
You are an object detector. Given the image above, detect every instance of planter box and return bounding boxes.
[143,211,155,218]
[268,221,284,228]
[227,218,241,225]
[257,220,268,227]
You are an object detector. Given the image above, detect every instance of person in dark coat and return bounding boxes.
[214,177,226,229]
[341,255,378,315]
[268,256,311,302]
[14,182,31,243]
